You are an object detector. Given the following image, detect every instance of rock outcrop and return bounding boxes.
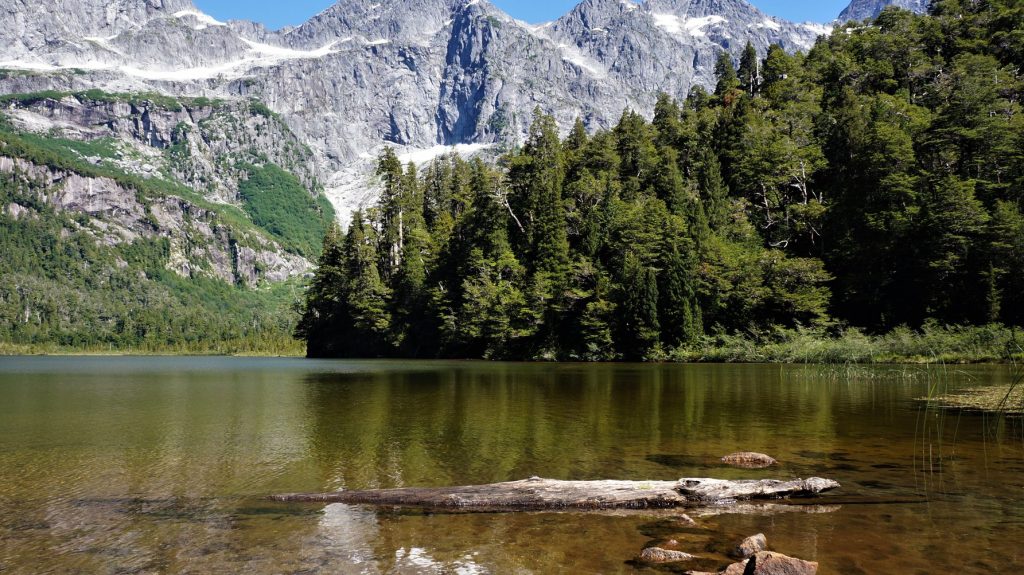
[3,94,320,203]
[837,0,929,22]
[0,155,309,286]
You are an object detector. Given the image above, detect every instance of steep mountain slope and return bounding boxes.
[838,0,929,22]
[0,91,334,351]
[0,0,832,218]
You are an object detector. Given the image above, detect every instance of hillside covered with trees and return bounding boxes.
[0,93,335,354]
[299,0,1023,361]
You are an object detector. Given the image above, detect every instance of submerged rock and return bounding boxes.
[721,453,778,468]
[737,533,768,558]
[638,547,696,563]
[743,551,818,574]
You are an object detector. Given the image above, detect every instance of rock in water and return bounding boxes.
[638,547,696,563]
[737,533,768,558]
[722,452,778,468]
[743,551,818,575]
[721,560,750,575]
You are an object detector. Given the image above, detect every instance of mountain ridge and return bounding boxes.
[838,0,929,22]
[0,0,888,219]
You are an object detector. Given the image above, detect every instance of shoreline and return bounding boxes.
[1,351,1019,365]
[4,324,1021,365]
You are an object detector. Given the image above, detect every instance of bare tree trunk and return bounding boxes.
[271,477,840,511]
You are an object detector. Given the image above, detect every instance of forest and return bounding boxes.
[297,0,1024,361]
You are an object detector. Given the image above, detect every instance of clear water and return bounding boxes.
[0,357,1021,574]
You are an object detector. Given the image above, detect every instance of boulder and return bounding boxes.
[743,551,818,575]
[721,452,778,468]
[722,560,749,575]
[737,533,768,558]
[638,547,697,563]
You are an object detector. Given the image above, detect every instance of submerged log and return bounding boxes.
[271,476,839,511]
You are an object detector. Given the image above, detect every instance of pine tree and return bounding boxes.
[509,108,570,278]
[295,222,347,358]
[659,242,703,348]
[614,109,659,200]
[618,253,661,360]
[714,51,740,98]
[343,211,392,356]
[738,41,760,97]
[376,147,405,281]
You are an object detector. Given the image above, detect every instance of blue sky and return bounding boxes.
[194,1,851,31]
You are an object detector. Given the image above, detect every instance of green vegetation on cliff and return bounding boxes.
[239,163,335,259]
[0,100,332,354]
[297,1,1024,361]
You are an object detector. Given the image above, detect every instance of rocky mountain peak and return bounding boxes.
[0,0,847,221]
[285,0,470,46]
[837,0,929,22]
[644,0,764,17]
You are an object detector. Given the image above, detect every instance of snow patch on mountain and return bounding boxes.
[651,14,727,37]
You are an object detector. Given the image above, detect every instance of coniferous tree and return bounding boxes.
[296,222,346,358]
[343,211,392,356]
[738,41,760,96]
[619,253,661,360]
[714,52,740,98]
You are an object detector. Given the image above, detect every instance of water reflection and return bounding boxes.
[0,358,1021,574]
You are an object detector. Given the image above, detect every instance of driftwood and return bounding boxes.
[271,476,839,511]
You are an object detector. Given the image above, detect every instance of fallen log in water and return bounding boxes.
[271,476,839,511]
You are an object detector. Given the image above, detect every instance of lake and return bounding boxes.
[0,357,1021,574]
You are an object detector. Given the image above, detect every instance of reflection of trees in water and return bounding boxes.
[301,364,868,490]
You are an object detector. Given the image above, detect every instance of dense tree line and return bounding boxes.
[298,1,1024,360]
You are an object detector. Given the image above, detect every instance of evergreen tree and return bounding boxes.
[659,242,703,347]
[342,211,392,356]
[714,51,740,98]
[295,222,347,358]
[738,41,760,96]
[376,147,405,280]
[295,2,1024,359]
[618,253,661,360]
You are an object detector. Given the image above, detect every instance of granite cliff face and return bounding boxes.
[838,0,929,22]
[0,155,310,286]
[0,0,840,219]
[4,95,320,203]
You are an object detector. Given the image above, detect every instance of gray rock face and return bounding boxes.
[0,155,310,286]
[838,0,929,22]
[4,95,320,203]
[0,0,838,218]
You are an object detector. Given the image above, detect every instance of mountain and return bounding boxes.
[837,0,929,22]
[0,0,832,218]
[0,90,335,351]
[0,0,846,349]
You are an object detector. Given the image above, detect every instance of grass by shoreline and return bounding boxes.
[3,323,1022,363]
[0,341,305,358]
[672,323,1024,365]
